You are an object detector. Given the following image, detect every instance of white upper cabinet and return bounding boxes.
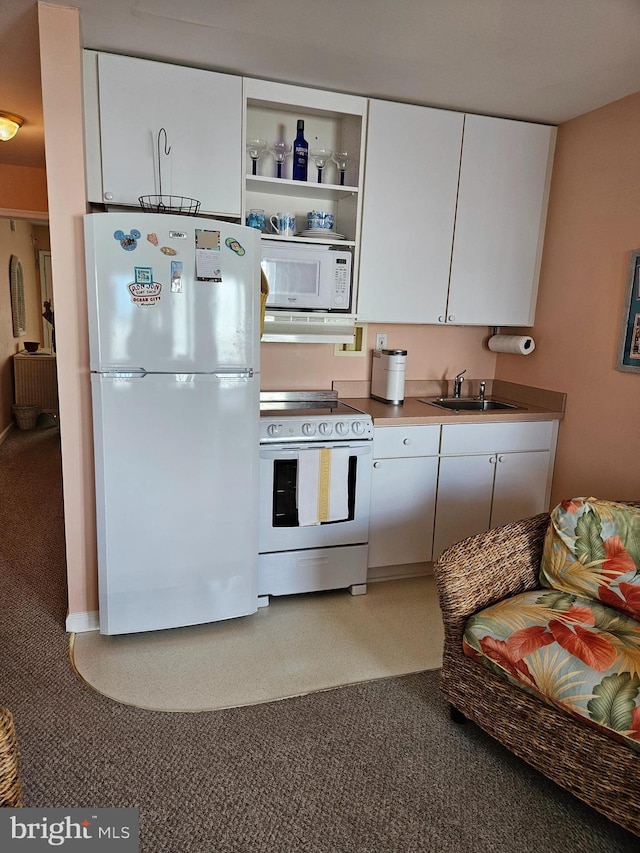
[87,52,243,217]
[357,104,556,326]
[357,100,464,323]
[447,114,556,326]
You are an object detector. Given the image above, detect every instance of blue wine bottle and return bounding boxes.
[292,119,308,181]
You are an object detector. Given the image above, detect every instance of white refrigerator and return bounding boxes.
[84,212,261,635]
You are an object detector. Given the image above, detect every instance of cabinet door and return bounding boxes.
[97,53,242,216]
[432,454,495,559]
[368,456,438,568]
[491,450,551,529]
[447,114,555,325]
[357,100,463,323]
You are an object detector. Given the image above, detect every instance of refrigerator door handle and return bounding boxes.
[213,368,254,379]
[100,367,147,375]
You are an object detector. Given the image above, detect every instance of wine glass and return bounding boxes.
[268,141,292,179]
[246,138,267,175]
[310,148,333,183]
[332,151,351,186]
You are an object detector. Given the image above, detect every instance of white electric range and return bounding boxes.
[258,391,373,603]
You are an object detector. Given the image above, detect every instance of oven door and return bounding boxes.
[259,441,372,553]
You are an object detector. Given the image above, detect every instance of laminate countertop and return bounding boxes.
[334,379,566,427]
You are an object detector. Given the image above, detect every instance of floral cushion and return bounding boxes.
[540,497,640,620]
[463,589,640,751]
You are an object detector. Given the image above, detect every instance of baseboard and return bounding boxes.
[367,561,434,583]
[0,422,14,446]
[66,610,100,633]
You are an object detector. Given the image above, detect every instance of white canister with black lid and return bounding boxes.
[371,349,407,404]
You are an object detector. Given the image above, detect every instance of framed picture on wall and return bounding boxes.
[617,249,640,373]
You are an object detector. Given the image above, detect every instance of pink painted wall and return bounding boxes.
[0,164,48,213]
[261,324,497,389]
[38,3,97,619]
[495,92,640,504]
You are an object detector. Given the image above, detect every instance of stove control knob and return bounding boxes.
[319,422,333,435]
[335,422,349,436]
[267,423,282,438]
[302,422,316,436]
[352,421,366,435]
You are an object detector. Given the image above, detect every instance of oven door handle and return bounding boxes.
[259,443,372,460]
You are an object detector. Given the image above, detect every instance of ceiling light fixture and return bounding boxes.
[0,112,24,142]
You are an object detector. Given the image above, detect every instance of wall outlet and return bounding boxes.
[375,333,387,351]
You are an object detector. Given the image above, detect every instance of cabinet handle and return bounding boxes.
[104,192,114,201]
[489,455,497,464]
[447,315,455,322]
[373,461,381,468]
[438,315,445,323]
[403,438,411,445]
[498,455,506,463]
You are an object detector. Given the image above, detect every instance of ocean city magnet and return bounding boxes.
[225,237,245,257]
[114,229,141,251]
[128,281,162,306]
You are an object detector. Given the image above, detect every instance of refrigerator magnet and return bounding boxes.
[195,229,221,251]
[225,236,245,257]
[134,267,153,285]
[195,230,222,282]
[147,233,159,247]
[128,280,162,306]
[113,229,141,251]
[171,260,183,293]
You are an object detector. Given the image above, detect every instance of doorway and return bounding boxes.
[39,250,54,351]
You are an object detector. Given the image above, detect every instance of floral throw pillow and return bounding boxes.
[540,497,640,621]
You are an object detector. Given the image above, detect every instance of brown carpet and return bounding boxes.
[0,426,637,852]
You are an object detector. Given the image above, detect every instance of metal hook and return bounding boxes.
[157,128,171,198]
[158,127,171,156]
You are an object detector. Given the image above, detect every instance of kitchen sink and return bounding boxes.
[418,397,521,412]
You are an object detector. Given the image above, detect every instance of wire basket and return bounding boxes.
[12,404,40,430]
[138,195,201,216]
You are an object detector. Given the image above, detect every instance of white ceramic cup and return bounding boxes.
[270,212,296,237]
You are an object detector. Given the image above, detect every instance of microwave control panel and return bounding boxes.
[332,257,351,308]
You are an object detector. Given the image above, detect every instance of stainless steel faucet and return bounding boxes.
[453,369,466,398]
[478,381,486,402]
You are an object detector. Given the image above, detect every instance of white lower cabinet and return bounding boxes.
[368,419,559,572]
[368,426,440,569]
[432,421,558,558]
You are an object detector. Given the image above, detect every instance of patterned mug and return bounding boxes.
[270,213,296,237]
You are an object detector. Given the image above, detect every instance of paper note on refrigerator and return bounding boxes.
[195,229,222,281]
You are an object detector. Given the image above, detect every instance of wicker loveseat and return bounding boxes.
[434,501,640,837]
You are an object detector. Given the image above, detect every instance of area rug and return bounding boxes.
[71,576,444,712]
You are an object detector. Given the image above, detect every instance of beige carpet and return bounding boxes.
[71,576,443,712]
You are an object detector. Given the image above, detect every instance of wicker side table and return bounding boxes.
[0,707,22,807]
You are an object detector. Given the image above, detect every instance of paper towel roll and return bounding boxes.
[488,335,536,355]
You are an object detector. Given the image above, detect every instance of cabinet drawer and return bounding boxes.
[373,425,440,458]
[440,421,555,454]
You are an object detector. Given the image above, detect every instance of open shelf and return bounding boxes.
[246,175,357,202]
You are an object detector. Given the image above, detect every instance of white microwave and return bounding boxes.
[261,242,352,313]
